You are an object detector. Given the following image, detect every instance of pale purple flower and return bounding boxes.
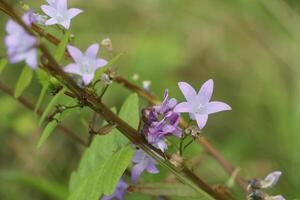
[64,44,108,85]
[142,90,182,152]
[261,171,282,189]
[174,79,232,129]
[271,195,286,200]
[4,13,38,69]
[41,0,83,29]
[101,177,127,200]
[131,149,159,184]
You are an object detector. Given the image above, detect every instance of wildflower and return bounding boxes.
[142,90,182,152]
[260,171,282,189]
[4,13,38,69]
[64,44,108,85]
[41,0,82,29]
[131,149,159,184]
[248,171,285,200]
[174,79,231,129]
[101,177,127,200]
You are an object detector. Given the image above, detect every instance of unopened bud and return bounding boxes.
[142,80,151,91]
[101,38,113,51]
[132,73,139,81]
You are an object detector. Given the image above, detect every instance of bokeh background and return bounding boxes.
[1,0,300,199]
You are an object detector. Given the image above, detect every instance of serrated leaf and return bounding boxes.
[14,66,33,98]
[37,120,58,148]
[0,58,8,74]
[54,31,70,62]
[39,88,66,126]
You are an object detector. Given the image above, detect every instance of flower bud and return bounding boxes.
[101,38,113,52]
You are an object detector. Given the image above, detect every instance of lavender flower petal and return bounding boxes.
[178,82,197,102]
[197,79,214,104]
[206,101,232,114]
[195,114,208,130]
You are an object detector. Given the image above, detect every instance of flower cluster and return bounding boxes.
[247,171,285,200]
[142,89,182,152]
[4,12,38,69]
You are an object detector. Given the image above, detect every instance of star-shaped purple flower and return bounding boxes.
[41,0,82,29]
[101,177,127,200]
[131,149,159,184]
[64,44,108,85]
[4,12,38,69]
[174,79,231,129]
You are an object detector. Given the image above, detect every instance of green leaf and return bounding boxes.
[54,31,70,62]
[0,58,8,74]
[113,93,139,146]
[102,146,134,195]
[68,146,134,200]
[68,94,139,199]
[39,88,66,126]
[37,120,58,148]
[35,81,50,112]
[0,170,67,200]
[14,66,33,98]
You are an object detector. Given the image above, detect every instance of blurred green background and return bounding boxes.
[1,0,300,199]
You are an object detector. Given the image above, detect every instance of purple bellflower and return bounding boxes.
[142,90,182,152]
[4,13,38,69]
[101,177,127,200]
[174,79,231,129]
[261,171,282,189]
[41,0,82,29]
[64,44,108,85]
[131,149,159,184]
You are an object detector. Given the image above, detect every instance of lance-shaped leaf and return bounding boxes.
[39,87,66,126]
[0,58,8,74]
[14,65,33,98]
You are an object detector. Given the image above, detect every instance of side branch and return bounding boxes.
[0,81,87,146]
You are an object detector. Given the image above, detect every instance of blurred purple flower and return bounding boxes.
[261,171,282,189]
[64,44,107,85]
[4,13,38,69]
[142,90,182,151]
[131,149,159,184]
[174,79,231,129]
[101,177,127,200]
[41,0,82,29]
[271,195,286,200]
